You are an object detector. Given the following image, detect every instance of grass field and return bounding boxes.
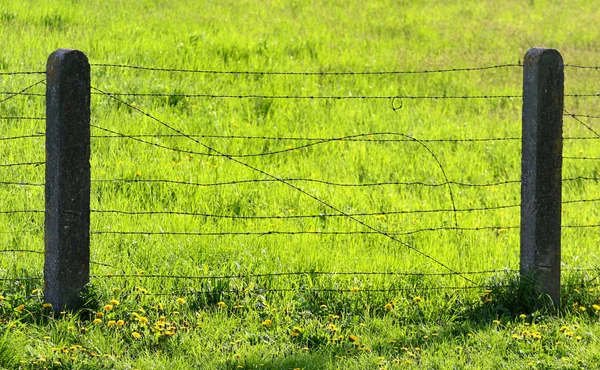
[1,0,599,368]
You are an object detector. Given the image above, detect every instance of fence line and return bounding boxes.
[1,51,598,310]
[91,84,475,285]
[0,80,45,104]
[92,91,522,100]
[2,132,598,142]
[89,63,522,75]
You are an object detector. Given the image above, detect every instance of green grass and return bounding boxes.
[1,0,600,368]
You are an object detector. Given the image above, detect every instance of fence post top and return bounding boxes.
[524,48,563,67]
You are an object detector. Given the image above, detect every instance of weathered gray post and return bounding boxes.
[520,48,564,307]
[44,49,90,311]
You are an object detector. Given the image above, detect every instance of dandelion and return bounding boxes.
[579,306,586,312]
[93,318,102,325]
[559,325,568,332]
[43,303,52,308]
[104,304,113,311]
[132,332,141,339]
[593,304,600,311]
[107,320,116,327]
[384,303,393,310]
[109,299,119,306]
[519,314,526,319]
[139,317,149,324]
[15,304,25,312]
[96,312,104,318]
[116,320,125,327]
[319,305,328,309]
[348,335,358,342]
[176,298,186,305]
[217,301,226,309]
[413,296,422,302]
[261,319,272,327]
[493,320,501,324]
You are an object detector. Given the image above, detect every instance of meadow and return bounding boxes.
[0,0,599,368]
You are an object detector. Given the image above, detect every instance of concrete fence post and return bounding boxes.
[44,49,91,311]
[520,48,564,307]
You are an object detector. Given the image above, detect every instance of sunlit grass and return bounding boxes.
[0,0,599,368]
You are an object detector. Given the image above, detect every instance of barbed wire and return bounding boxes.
[94,125,464,159]
[564,156,600,161]
[89,133,600,142]
[0,80,45,104]
[3,131,597,144]
[92,269,513,280]
[0,181,43,187]
[145,285,493,296]
[90,176,600,188]
[0,71,45,76]
[564,64,600,69]
[0,92,44,97]
[91,85,475,284]
[0,161,44,168]
[92,91,521,100]
[90,225,520,237]
[91,203,519,219]
[0,117,44,121]
[563,110,600,137]
[0,134,44,142]
[563,112,600,120]
[90,63,522,75]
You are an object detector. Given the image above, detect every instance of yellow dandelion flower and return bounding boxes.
[42,303,52,308]
[16,304,25,312]
[291,332,299,337]
[96,312,104,318]
[261,319,272,327]
[579,306,586,312]
[413,296,422,302]
[93,318,102,325]
[176,298,186,305]
[109,299,119,306]
[384,303,393,310]
[593,304,600,311]
[132,332,141,339]
[348,335,358,342]
[104,304,113,311]
[559,325,568,332]
[519,314,526,319]
[493,320,501,324]
[217,301,226,308]
[319,305,328,309]
[139,317,149,324]
[107,320,116,327]
[116,320,125,327]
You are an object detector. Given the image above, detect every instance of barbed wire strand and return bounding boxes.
[91,203,518,219]
[0,161,44,168]
[91,226,519,237]
[0,71,45,76]
[92,176,600,188]
[5,131,597,143]
[92,91,521,100]
[91,85,475,283]
[145,285,493,296]
[90,63,522,75]
[0,117,44,121]
[0,80,45,105]
[92,269,513,280]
